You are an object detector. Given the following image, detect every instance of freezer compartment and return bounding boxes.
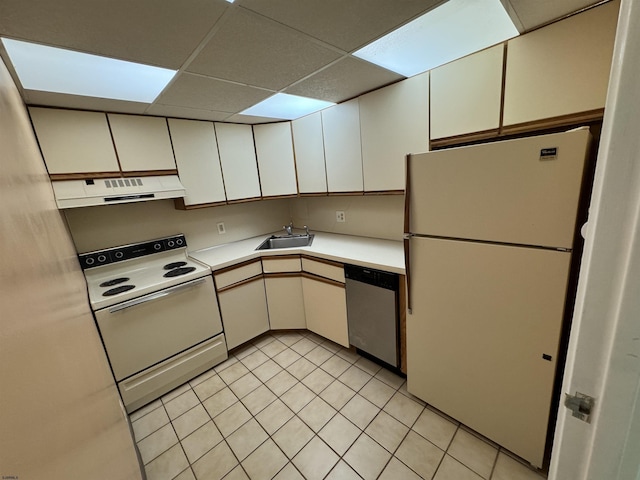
[406,237,572,467]
[407,128,591,249]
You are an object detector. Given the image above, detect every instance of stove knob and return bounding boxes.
[85,257,95,266]
[97,255,107,263]
[115,251,124,259]
[154,243,162,251]
[168,240,175,248]
[176,238,184,246]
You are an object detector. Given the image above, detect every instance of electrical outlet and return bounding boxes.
[217,222,226,234]
[336,211,346,223]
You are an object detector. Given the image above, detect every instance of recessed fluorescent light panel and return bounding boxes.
[1,38,177,103]
[240,93,335,120]
[354,0,518,77]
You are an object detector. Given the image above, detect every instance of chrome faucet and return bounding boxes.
[304,225,310,236]
[283,221,293,236]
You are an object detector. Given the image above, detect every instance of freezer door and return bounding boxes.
[406,237,571,467]
[408,128,590,249]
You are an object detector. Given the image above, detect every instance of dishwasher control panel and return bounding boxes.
[344,264,399,291]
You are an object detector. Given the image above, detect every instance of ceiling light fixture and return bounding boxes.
[1,38,177,103]
[353,0,519,77]
[239,93,335,120]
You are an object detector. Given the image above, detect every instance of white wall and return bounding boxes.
[0,59,142,479]
[290,195,405,241]
[65,197,292,253]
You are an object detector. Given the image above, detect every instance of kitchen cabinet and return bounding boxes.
[107,114,177,173]
[430,45,504,142]
[291,112,328,194]
[359,73,430,192]
[502,0,618,132]
[301,257,348,347]
[321,99,364,193]
[29,107,120,177]
[168,118,226,208]
[214,259,269,350]
[214,123,262,202]
[263,256,306,330]
[253,123,298,198]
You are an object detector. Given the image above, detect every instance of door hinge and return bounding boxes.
[564,392,595,423]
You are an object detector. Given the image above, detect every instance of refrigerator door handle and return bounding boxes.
[404,233,413,314]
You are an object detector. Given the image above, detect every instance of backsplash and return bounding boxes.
[64,194,405,254]
[65,198,291,253]
[290,195,405,241]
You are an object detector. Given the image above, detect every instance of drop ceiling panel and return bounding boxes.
[0,0,228,69]
[505,0,603,30]
[145,104,230,122]
[187,8,342,90]
[25,91,149,114]
[238,0,445,51]
[285,57,404,103]
[156,73,273,113]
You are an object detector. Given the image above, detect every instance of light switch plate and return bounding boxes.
[217,222,226,234]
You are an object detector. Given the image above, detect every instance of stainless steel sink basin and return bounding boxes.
[256,234,314,250]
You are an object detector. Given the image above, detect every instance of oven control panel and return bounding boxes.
[79,234,187,270]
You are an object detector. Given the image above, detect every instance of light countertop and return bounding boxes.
[190,232,405,275]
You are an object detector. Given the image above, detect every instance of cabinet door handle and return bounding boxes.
[108,278,207,313]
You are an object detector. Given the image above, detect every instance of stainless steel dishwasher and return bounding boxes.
[345,265,399,368]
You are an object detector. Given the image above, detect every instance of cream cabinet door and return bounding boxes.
[107,114,177,172]
[291,112,327,194]
[254,123,297,197]
[302,276,348,347]
[430,45,504,140]
[214,123,261,201]
[217,277,270,350]
[29,107,120,175]
[359,73,429,192]
[265,276,306,330]
[168,119,226,206]
[503,0,618,127]
[322,99,363,193]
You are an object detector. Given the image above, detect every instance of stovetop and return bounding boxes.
[80,235,211,311]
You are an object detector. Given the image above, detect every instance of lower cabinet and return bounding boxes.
[301,257,349,347]
[263,256,306,330]
[265,276,306,329]
[214,260,270,350]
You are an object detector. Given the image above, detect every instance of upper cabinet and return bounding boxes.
[359,73,430,192]
[322,99,364,193]
[503,0,619,131]
[107,114,177,173]
[253,123,298,198]
[430,45,504,141]
[29,107,120,177]
[168,119,226,208]
[214,123,261,202]
[292,112,327,194]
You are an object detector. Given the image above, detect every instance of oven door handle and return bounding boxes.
[108,278,207,313]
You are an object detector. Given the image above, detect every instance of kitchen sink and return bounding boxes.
[256,234,314,250]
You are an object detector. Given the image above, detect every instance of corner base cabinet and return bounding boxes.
[214,260,269,350]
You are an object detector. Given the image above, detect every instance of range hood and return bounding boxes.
[51,175,185,209]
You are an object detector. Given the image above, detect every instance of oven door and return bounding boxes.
[95,275,223,381]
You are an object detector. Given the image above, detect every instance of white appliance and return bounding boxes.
[81,234,227,412]
[404,128,592,467]
[52,174,185,209]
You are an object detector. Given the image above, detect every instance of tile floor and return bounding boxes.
[129,330,547,480]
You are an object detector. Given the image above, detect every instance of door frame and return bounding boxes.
[549,0,640,478]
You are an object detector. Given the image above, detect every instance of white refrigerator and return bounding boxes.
[404,128,592,468]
